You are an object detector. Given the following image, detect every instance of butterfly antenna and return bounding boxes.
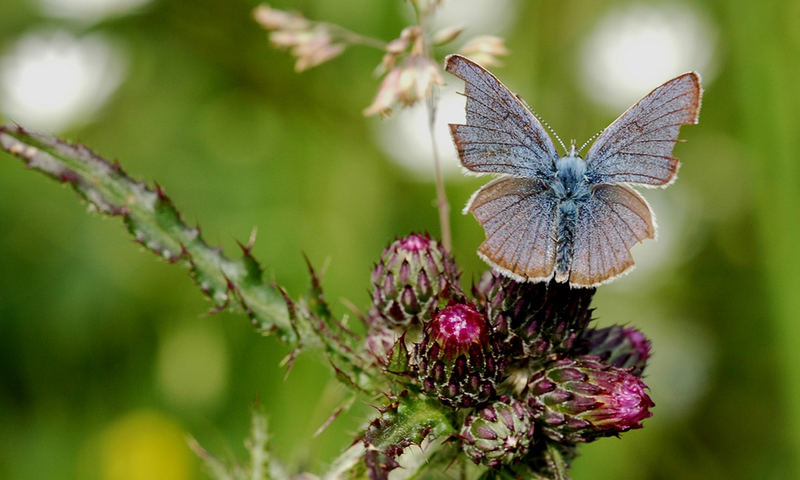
[531,109,567,154]
[578,128,604,154]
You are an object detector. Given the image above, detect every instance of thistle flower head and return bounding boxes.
[473,271,595,360]
[415,303,504,408]
[427,303,487,357]
[460,396,535,467]
[579,325,652,376]
[527,357,654,443]
[370,233,460,328]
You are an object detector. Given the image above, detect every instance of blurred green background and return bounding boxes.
[1,0,798,479]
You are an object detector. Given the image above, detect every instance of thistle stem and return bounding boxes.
[546,442,569,480]
[426,90,452,251]
[415,3,452,251]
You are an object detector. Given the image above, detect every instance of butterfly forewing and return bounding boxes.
[465,176,558,282]
[445,55,559,177]
[569,184,656,286]
[585,72,702,186]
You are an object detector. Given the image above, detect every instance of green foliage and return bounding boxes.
[0,125,379,392]
[0,125,294,343]
[190,408,288,480]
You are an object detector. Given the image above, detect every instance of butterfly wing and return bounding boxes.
[465,175,559,282]
[585,72,702,186]
[569,184,655,287]
[446,54,559,177]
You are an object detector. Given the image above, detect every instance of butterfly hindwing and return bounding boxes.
[445,55,559,177]
[465,176,558,282]
[585,72,702,186]
[569,184,656,286]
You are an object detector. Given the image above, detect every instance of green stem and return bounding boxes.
[324,22,387,49]
[546,442,569,480]
[426,90,452,251]
[415,0,452,251]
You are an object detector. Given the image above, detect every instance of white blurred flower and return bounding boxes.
[372,85,466,179]
[38,0,152,23]
[579,3,717,111]
[429,0,518,35]
[0,30,125,132]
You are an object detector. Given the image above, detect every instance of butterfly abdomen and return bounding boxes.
[555,200,578,283]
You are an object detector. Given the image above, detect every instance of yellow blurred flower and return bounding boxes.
[98,411,193,480]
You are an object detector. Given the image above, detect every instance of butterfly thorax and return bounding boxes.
[552,155,589,201]
[551,154,589,283]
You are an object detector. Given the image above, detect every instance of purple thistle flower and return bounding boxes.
[473,271,595,360]
[578,325,652,376]
[415,303,503,408]
[370,233,460,328]
[527,356,654,442]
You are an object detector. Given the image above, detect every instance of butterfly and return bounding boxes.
[446,54,702,287]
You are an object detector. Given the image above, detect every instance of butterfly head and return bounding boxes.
[554,153,589,199]
[568,139,578,157]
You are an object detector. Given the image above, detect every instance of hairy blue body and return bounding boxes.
[551,151,591,282]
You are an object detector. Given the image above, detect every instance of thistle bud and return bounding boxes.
[578,325,652,376]
[527,357,654,443]
[371,233,460,327]
[460,396,535,467]
[415,303,503,408]
[473,271,594,360]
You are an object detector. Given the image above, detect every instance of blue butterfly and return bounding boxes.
[446,55,702,287]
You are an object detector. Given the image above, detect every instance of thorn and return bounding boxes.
[236,239,251,255]
[247,226,258,250]
[341,298,368,324]
[313,404,346,438]
[279,347,301,380]
[153,181,168,200]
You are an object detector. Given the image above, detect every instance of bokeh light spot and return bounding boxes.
[0,30,124,132]
[373,85,466,180]
[99,411,193,480]
[38,0,153,23]
[431,0,518,34]
[155,322,229,411]
[579,4,717,111]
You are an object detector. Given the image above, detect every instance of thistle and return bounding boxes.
[578,325,652,376]
[415,303,503,408]
[473,271,595,360]
[370,233,460,328]
[526,357,654,443]
[460,396,535,467]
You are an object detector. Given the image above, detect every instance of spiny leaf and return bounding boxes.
[0,125,386,392]
[0,125,286,344]
[362,392,455,480]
